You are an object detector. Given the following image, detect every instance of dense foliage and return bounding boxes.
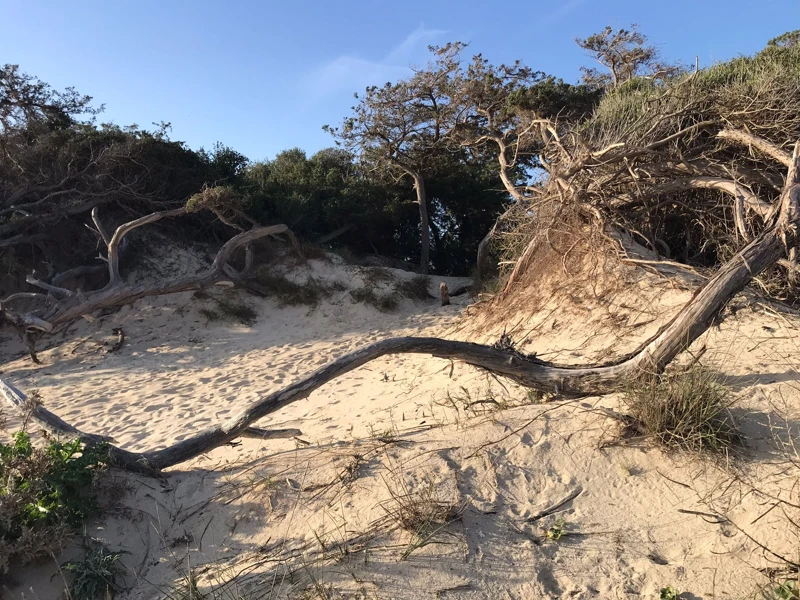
[3,26,799,288]
[240,146,507,274]
[0,62,510,279]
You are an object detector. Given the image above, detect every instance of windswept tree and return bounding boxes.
[576,24,683,89]
[325,45,463,273]
[452,55,545,202]
[768,29,800,48]
[452,54,597,194]
[446,51,599,277]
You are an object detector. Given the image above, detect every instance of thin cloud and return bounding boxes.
[540,0,585,25]
[385,24,448,63]
[307,24,447,100]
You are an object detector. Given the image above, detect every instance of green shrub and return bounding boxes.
[545,518,567,541]
[768,580,799,600]
[0,431,108,573]
[62,545,126,600]
[660,586,680,600]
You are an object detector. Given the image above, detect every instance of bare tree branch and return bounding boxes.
[105,206,186,287]
[1,141,797,475]
[717,129,793,168]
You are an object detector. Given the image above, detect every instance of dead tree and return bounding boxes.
[2,142,798,476]
[0,199,293,357]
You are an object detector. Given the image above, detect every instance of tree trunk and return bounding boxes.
[475,223,496,282]
[413,172,431,274]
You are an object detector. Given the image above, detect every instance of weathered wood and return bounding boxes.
[51,264,107,287]
[108,327,125,353]
[0,379,115,445]
[440,282,450,306]
[717,129,793,168]
[2,142,797,476]
[239,427,303,440]
[0,378,303,470]
[105,207,187,287]
[616,177,772,219]
[1,204,293,362]
[4,224,289,329]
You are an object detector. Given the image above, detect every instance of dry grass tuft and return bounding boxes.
[380,476,464,560]
[349,287,398,312]
[62,544,126,600]
[622,366,739,453]
[392,494,460,534]
[395,275,432,301]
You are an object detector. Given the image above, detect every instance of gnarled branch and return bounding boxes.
[105,206,187,287]
[2,141,797,475]
[717,129,793,168]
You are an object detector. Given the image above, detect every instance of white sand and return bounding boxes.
[3,255,800,599]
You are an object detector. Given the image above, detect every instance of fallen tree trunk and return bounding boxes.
[0,200,293,355]
[2,142,797,476]
[0,379,302,448]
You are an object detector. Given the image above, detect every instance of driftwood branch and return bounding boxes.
[0,292,55,307]
[1,201,292,356]
[0,379,302,453]
[2,141,796,476]
[0,232,50,249]
[2,132,798,477]
[25,276,74,299]
[105,206,186,287]
[615,177,772,218]
[51,264,107,287]
[37,223,288,327]
[91,206,112,246]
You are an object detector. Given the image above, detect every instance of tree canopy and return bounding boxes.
[4,25,799,291]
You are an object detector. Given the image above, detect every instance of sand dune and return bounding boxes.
[3,257,800,599]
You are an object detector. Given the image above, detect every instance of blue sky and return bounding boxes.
[2,0,797,161]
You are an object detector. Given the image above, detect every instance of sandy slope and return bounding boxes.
[3,255,800,599]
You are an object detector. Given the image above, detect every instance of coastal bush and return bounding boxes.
[0,429,108,574]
